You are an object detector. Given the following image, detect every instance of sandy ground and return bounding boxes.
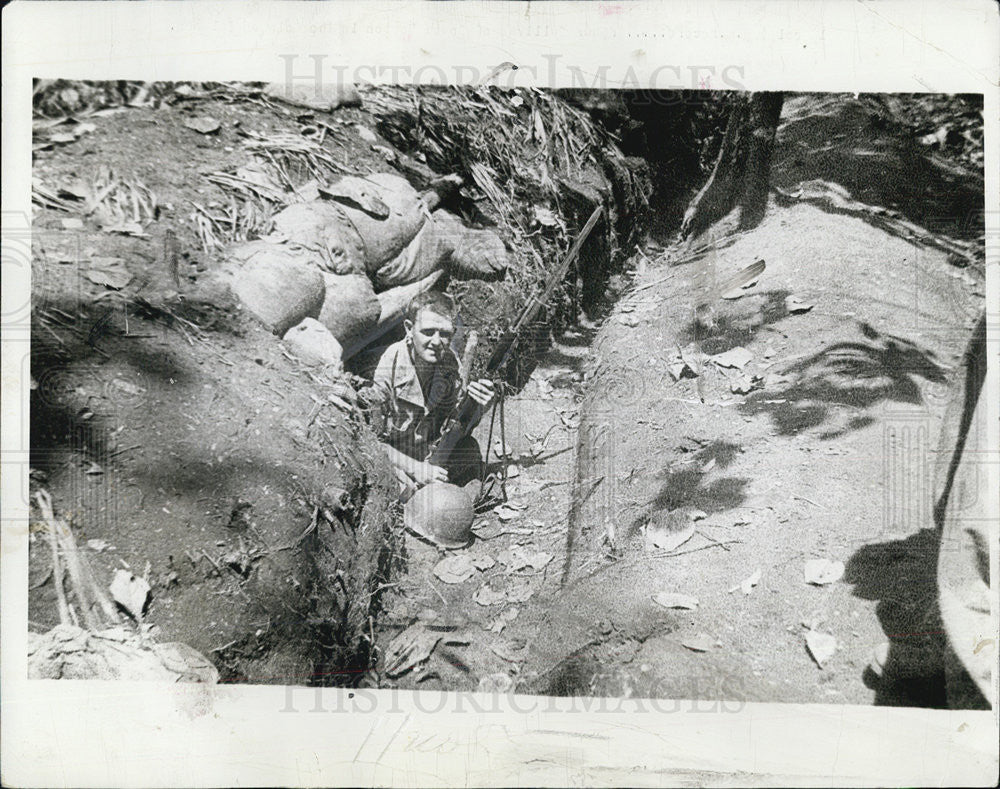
[377,96,985,707]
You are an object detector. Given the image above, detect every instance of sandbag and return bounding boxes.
[270,201,367,276]
[226,241,326,335]
[376,270,445,329]
[374,221,444,291]
[326,174,427,272]
[373,210,508,290]
[429,210,509,281]
[28,624,218,682]
[318,272,382,353]
[283,317,344,369]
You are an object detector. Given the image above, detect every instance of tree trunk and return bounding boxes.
[680,92,784,241]
[738,92,785,228]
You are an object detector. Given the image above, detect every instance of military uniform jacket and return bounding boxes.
[372,339,464,461]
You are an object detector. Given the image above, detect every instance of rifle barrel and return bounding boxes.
[492,205,604,372]
[511,205,604,337]
[427,205,605,465]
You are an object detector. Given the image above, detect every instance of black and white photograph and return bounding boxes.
[3,2,998,787]
[25,79,991,704]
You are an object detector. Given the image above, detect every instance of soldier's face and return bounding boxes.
[406,309,454,365]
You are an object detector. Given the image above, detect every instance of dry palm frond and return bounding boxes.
[34,489,121,630]
[198,130,362,251]
[242,130,355,181]
[32,179,74,212]
[364,84,630,318]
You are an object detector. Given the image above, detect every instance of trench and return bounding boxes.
[26,85,987,706]
[364,241,665,694]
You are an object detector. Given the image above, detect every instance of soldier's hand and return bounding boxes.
[415,461,449,486]
[467,379,496,407]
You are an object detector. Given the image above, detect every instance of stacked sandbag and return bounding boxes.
[282,317,344,369]
[263,81,362,112]
[318,272,382,352]
[270,201,367,276]
[224,241,326,335]
[424,210,509,282]
[222,172,509,352]
[372,208,509,289]
[323,173,428,274]
[373,221,441,290]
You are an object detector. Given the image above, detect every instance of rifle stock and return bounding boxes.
[427,205,604,467]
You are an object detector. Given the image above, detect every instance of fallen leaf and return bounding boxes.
[681,633,714,652]
[505,576,535,603]
[710,346,753,370]
[652,592,699,610]
[84,257,132,289]
[701,458,717,473]
[495,506,522,522]
[49,132,79,144]
[785,295,814,314]
[485,607,519,634]
[803,558,845,586]
[109,569,150,620]
[730,374,762,395]
[86,539,110,552]
[473,584,508,606]
[728,568,762,595]
[433,554,477,585]
[184,116,221,134]
[805,630,837,668]
[60,217,84,230]
[84,462,103,475]
[497,546,553,572]
[383,622,442,678]
[471,555,496,571]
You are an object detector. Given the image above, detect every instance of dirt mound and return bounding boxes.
[774,94,984,255]
[513,94,985,706]
[29,89,407,684]
[28,287,398,682]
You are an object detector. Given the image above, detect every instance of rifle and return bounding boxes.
[427,205,604,467]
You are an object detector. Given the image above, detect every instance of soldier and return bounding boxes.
[373,291,496,501]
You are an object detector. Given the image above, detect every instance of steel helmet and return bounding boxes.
[403,481,474,548]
